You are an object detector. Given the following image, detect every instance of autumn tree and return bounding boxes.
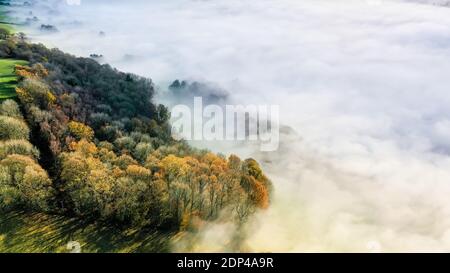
[133,142,154,163]
[0,116,30,140]
[0,154,53,211]
[0,39,275,233]
[60,140,114,218]
[16,78,56,109]
[0,139,39,160]
[112,176,151,225]
[0,99,22,118]
[67,121,94,141]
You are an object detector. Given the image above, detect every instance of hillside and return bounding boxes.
[0,6,272,253]
[0,8,14,34]
[0,7,25,100]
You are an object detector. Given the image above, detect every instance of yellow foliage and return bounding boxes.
[15,63,49,79]
[15,69,35,79]
[46,91,56,105]
[67,121,94,141]
[160,155,190,180]
[126,165,151,180]
[1,154,36,168]
[145,154,161,172]
[16,79,56,107]
[0,154,53,211]
[14,64,31,72]
[15,65,35,79]
[245,176,270,210]
[112,167,125,178]
[68,139,98,155]
[202,153,219,164]
[114,154,138,170]
[98,148,117,164]
[15,87,33,104]
[89,169,113,193]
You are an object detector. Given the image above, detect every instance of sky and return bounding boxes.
[10,0,450,252]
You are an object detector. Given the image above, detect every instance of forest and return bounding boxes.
[0,31,272,243]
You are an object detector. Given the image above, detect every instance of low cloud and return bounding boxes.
[11,0,450,252]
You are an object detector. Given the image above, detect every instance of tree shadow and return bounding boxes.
[0,211,173,253]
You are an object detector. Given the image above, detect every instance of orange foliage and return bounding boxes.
[68,139,98,155]
[15,63,49,79]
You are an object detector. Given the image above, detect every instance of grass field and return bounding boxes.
[0,22,13,33]
[0,59,28,100]
[0,211,172,253]
[0,8,26,100]
[0,8,15,34]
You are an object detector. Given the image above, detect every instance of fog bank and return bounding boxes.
[10,0,450,252]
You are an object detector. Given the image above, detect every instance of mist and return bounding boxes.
[10,0,450,252]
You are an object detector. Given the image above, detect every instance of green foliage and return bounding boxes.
[0,139,39,160]
[16,78,56,108]
[59,139,272,228]
[133,142,154,163]
[0,115,29,140]
[1,39,157,118]
[90,112,111,129]
[0,28,11,40]
[0,37,273,235]
[0,99,21,118]
[60,140,159,226]
[113,177,152,225]
[0,155,53,212]
[114,136,136,152]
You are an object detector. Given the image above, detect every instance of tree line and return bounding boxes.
[0,35,272,232]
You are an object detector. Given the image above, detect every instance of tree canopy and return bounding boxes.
[0,35,273,233]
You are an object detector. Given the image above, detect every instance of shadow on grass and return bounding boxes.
[0,211,172,253]
[0,75,17,79]
[0,79,18,86]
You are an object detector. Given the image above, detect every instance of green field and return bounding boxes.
[0,6,26,100]
[0,8,14,34]
[0,59,28,100]
[0,211,172,253]
[0,22,13,34]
